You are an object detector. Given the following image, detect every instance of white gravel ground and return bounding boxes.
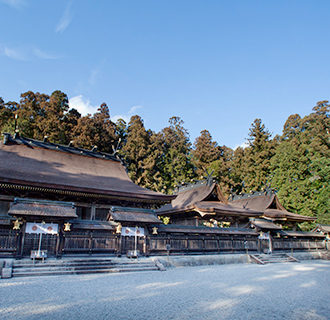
[0,260,329,320]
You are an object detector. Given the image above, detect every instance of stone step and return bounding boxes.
[250,254,300,265]
[11,257,162,277]
[12,263,157,274]
[13,260,153,269]
[12,266,159,277]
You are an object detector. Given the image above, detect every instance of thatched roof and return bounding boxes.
[109,206,162,224]
[157,180,262,218]
[250,218,282,230]
[8,199,78,219]
[0,134,174,204]
[231,192,316,222]
[154,224,258,236]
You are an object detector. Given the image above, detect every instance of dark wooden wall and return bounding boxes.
[0,226,326,258]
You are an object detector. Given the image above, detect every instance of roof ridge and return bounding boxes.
[3,134,120,162]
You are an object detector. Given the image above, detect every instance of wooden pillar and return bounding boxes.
[55,223,64,258]
[89,231,93,255]
[17,223,26,258]
[14,229,21,259]
[116,235,122,257]
[91,204,96,220]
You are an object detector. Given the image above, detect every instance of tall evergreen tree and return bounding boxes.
[271,102,330,228]
[159,117,195,193]
[241,119,277,191]
[38,90,70,144]
[120,115,151,185]
[73,103,116,153]
[192,130,222,177]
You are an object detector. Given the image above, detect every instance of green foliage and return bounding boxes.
[270,101,330,228]
[159,117,196,193]
[1,91,330,226]
[240,119,277,192]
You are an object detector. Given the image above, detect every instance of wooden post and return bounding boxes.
[116,235,122,257]
[91,204,96,220]
[14,229,21,259]
[55,223,63,258]
[89,231,93,255]
[18,222,26,258]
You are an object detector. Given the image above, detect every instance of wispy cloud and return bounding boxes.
[33,47,59,60]
[88,59,107,86]
[1,44,60,60]
[2,46,28,60]
[1,0,26,9]
[112,105,143,123]
[69,95,99,116]
[55,1,73,33]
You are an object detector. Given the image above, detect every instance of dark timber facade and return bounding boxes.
[0,133,327,258]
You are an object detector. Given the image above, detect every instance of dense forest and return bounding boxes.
[1,90,330,228]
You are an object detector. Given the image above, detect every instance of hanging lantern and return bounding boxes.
[13,219,21,230]
[152,227,158,235]
[64,222,71,232]
[116,222,122,234]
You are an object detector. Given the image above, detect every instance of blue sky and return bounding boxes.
[1,0,329,149]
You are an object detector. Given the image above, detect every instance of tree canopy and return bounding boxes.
[1,90,330,228]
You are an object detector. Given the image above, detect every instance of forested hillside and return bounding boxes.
[1,91,329,227]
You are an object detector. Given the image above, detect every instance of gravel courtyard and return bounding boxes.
[0,260,329,320]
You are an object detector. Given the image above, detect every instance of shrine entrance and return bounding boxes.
[120,226,146,256]
[258,232,273,254]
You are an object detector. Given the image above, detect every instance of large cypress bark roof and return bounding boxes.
[230,192,316,222]
[8,198,78,219]
[0,134,175,204]
[157,180,262,218]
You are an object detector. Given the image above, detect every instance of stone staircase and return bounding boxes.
[11,257,161,278]
[250,253,300,265]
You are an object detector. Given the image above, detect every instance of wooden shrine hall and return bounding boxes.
[0,133,327,258]
[0,133,174,258]
[155,179,326,254]
[156,177,263,227]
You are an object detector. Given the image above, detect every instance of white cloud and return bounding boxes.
[2,46,27,60]
[69,96,144,123]
[55,1,73,33]
[128,105,143,114]
[1,0,25,9]
[1,44,60,60]
[234,141,249,150]
[69,95,98,116]
[33,47,59,60]
[112,114,130,124]
[112,105,143,124]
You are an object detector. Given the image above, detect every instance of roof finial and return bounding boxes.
[204,169,215,186]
